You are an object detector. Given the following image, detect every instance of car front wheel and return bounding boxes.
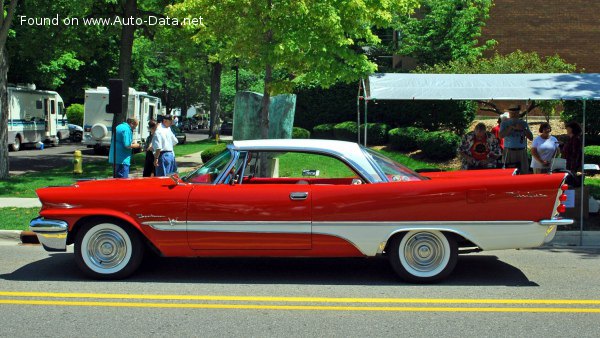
[389,230,457,283]
[74,221,144,279]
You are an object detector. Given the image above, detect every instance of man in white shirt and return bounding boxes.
[152,115,179,176]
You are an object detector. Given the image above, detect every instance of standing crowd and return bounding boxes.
[459,105,583,175]
[109,115,179,178]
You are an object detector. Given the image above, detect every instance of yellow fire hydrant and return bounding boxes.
[216,133,220,144]
[73,150,83,174]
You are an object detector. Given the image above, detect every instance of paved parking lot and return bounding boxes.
[8,131,208,175]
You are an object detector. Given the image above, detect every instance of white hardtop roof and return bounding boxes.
[233,139,362,154]
[232,139,379,179]
[366,73,600,101]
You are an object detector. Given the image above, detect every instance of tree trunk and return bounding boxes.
[0,47,9,179]
[0,0,19,180]
[208,62,222,138]
[260,63,272,139]
[117,0,137,124]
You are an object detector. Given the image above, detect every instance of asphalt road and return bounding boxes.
[1,244,599,337]
[8,131,209,175]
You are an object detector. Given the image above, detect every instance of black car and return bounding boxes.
[219,121,233,135]
[171,125,186,144]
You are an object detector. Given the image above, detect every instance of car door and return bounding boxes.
[186,183,312,250]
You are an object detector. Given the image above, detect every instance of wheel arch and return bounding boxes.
[382,227,478,255]
[67,214,160,255]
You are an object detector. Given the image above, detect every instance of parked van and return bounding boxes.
[82,87,161,154]
[6,84,67,151]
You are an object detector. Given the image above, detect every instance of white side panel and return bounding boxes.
[312,221,554,256]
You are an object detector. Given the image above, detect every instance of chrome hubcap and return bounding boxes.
[86,229,127,269]
[403,233,445,272]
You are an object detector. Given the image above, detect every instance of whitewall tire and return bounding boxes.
[389,230,457,283]
[75,221,144,279]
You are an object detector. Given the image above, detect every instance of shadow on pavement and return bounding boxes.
[1,253,536,286]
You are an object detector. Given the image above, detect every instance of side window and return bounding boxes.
[239,151,360,185]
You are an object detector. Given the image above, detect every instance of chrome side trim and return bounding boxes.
[540,219,574,226]
[145,220,311,233]
[144,220,186,231]
[29,217,68,252]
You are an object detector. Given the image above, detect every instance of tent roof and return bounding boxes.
[366,73,600,101]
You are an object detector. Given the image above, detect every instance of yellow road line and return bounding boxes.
[1,299,600,313]
[1,291,600,305]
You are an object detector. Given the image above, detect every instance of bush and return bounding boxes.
[359,123,389,145]
[388,127,426,151]
[586,146,600,165]
[200,143,228,163]
[292,127,310,139]
[333,121,358,142]
[66,104,84,126]
[419,131,461,161]
[312,123,336,139]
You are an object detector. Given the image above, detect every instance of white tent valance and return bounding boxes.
[365,73,600,101]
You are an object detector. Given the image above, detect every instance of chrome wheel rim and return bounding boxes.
[400,231,449,277]
[81,223,132,274]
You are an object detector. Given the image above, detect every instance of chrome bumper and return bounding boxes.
[30,217,68,252]
[540,218,573,244]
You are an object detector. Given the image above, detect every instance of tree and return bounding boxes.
[170,0,419,138]
[0,0,18,179]
[397,0,496,66]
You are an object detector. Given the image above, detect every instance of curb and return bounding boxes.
[0,230,39,245]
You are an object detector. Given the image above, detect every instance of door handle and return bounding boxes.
[290,192,308,200]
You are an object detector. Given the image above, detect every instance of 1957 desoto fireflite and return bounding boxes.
[30,139,572,282]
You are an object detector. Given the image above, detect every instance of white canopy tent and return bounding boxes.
[359,73,600,244]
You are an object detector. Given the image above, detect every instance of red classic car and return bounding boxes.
[30,139,572,282]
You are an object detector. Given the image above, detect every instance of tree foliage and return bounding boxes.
[170,0,419,137]
[416,50,577,74]
[397,0,496,66]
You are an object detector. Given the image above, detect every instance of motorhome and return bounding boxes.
[6,85,68,151]
[82,87,161,154]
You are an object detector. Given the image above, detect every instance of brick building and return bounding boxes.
[481,0,600,72]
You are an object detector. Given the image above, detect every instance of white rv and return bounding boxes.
[7,85,67,151]
[82,87,161,154]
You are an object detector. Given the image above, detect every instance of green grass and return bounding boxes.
[0,207,40,231]
[0,161,113,198]
[373,148,437,170]
[278,152,356,178]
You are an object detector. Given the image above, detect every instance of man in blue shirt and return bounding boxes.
[499,105,533,174]
[109,118,141,178]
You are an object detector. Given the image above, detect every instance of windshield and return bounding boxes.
[181,149,233,184]
[362,148,424,182]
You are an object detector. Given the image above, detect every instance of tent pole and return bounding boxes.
[357,80,361,144]
[364,99,368,146]
[361,78,368,146]
[580,100,587,246]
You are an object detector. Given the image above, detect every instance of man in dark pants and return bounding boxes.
[152,115,179,176]
[143,120,157,177]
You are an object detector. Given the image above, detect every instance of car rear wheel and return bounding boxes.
[74,221,144,279]
[389,230,457,283]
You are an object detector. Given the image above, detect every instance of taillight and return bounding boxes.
[557,187,568,214]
